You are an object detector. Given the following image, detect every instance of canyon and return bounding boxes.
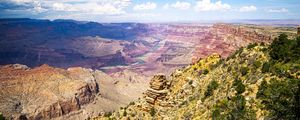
[0,18,298,119]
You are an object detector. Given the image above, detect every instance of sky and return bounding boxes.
[0,0,299,22]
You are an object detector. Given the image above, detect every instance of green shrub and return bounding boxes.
[0,113,4,120]
[227,47,243,60]
[104,112,112,117]
[203,69,209,75]
[261,47,268,52]
[130,113,136,117]
[253,61,262,68]
[240,67,249,76]
[256,80,269,99]
[233,78,245,94]
[123,110,127,116]
[212,95,256,120]
[149,107,156,116]
[256,78,300,119]
[272,62,291,77]
[269,34,290,61]
[269,33,300,62]
[262,62,271,73]
[247,43,258,49]
[188,80,193,85]
[129,102,135,106]
[204,80,219,98]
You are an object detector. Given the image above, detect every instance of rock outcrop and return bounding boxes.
[144,75,169,105]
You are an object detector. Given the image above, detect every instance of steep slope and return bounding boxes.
[95,34,300,120]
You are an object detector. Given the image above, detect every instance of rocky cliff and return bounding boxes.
[0,64,100,119]
[0,64,149,120]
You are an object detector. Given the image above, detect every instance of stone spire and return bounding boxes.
[145,75,169,105]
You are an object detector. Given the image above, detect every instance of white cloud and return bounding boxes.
[2,0,132,15]
[52,3,76,11]
[133,2,157,10]
[163,4,169,9]
[239,5,257,12]
[268,8,288,13]
[170,1,191,10]
[6,0,34,4]
[51,0,131,15]
[72,3,126,15]
[194,0,231,12]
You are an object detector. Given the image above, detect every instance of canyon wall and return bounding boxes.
[0,64,100,119]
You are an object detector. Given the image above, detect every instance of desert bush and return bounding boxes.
[149,107,156,116]
[204,80,219,98]
[233,78,245,94]
[203,69,209,75]
[247,43,258,49]
[188,80,193,85]
[227,48,243,60]
[240,67,249,76]
[104,112,112,117]
[129,102,135,106]
[123,110,127,116]
[130,113,136,117]
[212,95,256,120]
[262,62,270,73]
[253,61,262,68]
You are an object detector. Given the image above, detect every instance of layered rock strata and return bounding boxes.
[144,75,171,107]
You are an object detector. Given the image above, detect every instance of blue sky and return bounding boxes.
[0,0,299,22]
